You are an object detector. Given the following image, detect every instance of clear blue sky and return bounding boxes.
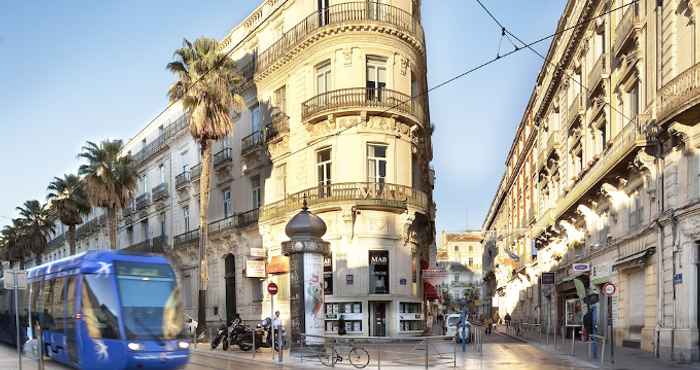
[0,1,565,234]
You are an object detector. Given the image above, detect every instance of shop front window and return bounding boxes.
[369,250,389,294]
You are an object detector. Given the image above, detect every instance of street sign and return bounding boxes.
[267,282,278,295]
[249,248,266,258]
[541,272,555,285]
[3,271,28,290]
[572,263,590,273]
[602,283,616,296]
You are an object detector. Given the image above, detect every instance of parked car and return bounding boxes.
[445,314,472,343]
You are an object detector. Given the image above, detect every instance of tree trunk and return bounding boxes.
[197,140,212,339]
[68,225,77,256]
[108,207,118,250]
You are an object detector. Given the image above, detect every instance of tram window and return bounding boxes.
[42,280,55,330]
[53,278,66,331]
[82,274,120,339]
[65,277,77,322]
[30,281,41,327]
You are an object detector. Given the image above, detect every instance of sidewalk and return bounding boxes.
[496,325,700,370]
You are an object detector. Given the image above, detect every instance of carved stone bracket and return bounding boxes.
[670,121,700,153]
[634,150,658,193]
[400,212,416,246]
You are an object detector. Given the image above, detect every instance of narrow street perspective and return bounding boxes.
[3,0,700,369]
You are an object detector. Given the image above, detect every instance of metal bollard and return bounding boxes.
[424,338,429,370]
[571,328,575,356]
[378,343,382,370]
[331,338,335,368]
[277,327,283,363]
[37,326,44,370]
[453,338,457,367]
[252,327,256,359]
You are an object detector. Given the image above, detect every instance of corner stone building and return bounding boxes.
[42,0,435,338]
[482,0,700,362]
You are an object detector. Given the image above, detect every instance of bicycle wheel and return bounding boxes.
[349,347,370,369]
[318,348,339,367]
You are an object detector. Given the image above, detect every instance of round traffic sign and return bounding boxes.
[267,282,278,295]
[602,283,616,296]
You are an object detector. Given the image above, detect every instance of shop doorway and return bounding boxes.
[369,302,387,336]
[225,254,237,323]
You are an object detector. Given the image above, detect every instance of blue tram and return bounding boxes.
[0,276,28,347]
[27,250,190,370]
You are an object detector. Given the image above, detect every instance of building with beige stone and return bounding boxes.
[39,0,434,338]
[437,231,483,310]
[482,0,700,361]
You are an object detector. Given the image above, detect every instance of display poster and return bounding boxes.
[304,254,324,343]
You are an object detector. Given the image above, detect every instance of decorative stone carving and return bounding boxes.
[634,150,658,192]
[342,48,352,66]
[670,121,700,153]
[400,56,410,76]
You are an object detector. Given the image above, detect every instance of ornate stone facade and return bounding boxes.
[483,0,700,362]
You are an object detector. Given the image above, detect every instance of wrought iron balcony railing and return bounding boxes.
[175,171,190,189]
[135,193,151,210]
[132,134,167,164]
[190,164,202,181]
[256,2,423,75]
[174,229,200,248]
[261,182,428,221]
[241,131,265,155]
[301,87,425,123]
[151,183,169,202]
[213,147,233,167]
[209,208,260,235]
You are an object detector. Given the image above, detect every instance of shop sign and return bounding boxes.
[249,248,266,258]
[369,254,388,265]
[325,313,338,320]
[399,313,422,321]
[245,259,266,278]
[572,263,590,273]
[267,255,289,274]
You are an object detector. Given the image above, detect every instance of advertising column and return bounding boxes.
[281,201,330,345]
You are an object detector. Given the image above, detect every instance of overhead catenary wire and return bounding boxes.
[474,0,638,127]
[275,0,642,162]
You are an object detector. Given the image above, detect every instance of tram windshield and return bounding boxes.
[115,261,184,340]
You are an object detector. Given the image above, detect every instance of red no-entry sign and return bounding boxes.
[267,282,278,295]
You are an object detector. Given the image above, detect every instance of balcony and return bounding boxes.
[125,235,168,253]
[256,2,423,77]
[241,131,265,156]
[76,215,106,239]
[237,208,259,227]
[565,96,581,127]
[135,193,151,210]
[174,229,200,248]
[587,53,606,94]
[209,208,260,236]
[213,147,233,168]
[151,183,169,202]
[175,171,190,190]
[532,116,648,237]
[132,134,167,164]
[261,182,429,221]
[614,3,640,55]
[301,87,425,124]
[267,112,290,141]
[657,62,700,124]
[190,164,202,181]
[122,207,135,224]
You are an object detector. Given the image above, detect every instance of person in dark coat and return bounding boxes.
[337,315,347,335]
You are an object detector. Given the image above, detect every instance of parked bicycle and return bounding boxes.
[319,343,370,368]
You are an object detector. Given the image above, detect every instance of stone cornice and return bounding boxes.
[255,23,425,81]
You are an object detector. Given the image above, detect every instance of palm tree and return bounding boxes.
[0,219,28,265]
[47,174,91,256]
[167,37,244,337]
[16,200,55,265]
[78,140,138,250]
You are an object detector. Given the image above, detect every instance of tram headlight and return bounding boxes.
[127,342,143,351]
[178,341,190,350]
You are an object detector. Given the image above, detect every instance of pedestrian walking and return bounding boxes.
[504,313,511,327]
